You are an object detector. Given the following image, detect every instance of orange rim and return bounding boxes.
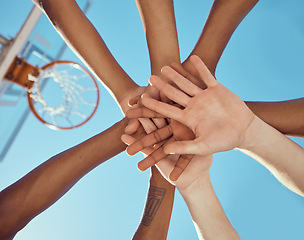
[27,60,100,130]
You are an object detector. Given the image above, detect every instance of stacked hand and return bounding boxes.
[123,55,255,180]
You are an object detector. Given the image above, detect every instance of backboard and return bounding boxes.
[0,0,93,161]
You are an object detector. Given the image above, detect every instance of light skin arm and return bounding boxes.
[179,173,240,240]
[127,56,304,197]
[238,115,304,197]
[0,118,129,240]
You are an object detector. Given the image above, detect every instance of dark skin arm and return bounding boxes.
[132,166,175,240]
[0,119,129,240]
[246,99,304,137]
[183,0,259,77]
[182,0,304,137]
[132,1,179,238]
[32,0,140,113]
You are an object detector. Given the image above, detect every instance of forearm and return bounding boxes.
[133,166,175,240]
[0,119,127,239]
[179,174,240,240]
[136,0,180,76]
[246,98,304,137]
[183,0,259,77]
[33,0,138,102]
[239,115,304,196]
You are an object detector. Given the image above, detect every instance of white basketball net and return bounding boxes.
[27,62,99,129]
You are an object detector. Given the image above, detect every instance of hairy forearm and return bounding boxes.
[133,167,175,240]
[179,174,240,240]
[239,115,304,196]
[33,0,138,102]
[246,98,304,137]
[0,119,127,239]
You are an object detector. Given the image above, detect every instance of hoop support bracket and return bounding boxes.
[5,56,39,89]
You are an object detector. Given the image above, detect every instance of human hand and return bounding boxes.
[123,114,195,181]
[118,86,146,115]
[122,132,213,190]
[157,154,213,191]
[127,55,255,156]
[118,86,160,135]
[121,84,170,135]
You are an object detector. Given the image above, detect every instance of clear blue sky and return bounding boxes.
[1,0,304,239]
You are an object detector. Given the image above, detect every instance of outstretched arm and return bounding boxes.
[179,171,240,240]
[182,0,304,136]
[183,0,259,77]
[132,1,179,238]
[132,166,175,240]
[135,0,180,76]
[246,99,304,137]
[32,0,140,113]
[0,119,128,240]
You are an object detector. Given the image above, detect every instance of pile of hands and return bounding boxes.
[121,55,255,191]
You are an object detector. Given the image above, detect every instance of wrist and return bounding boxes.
[177,173,211,196]
[238,115,267,151]
[150,166,174,188]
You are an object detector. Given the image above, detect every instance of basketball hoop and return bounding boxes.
[5,57,100,130]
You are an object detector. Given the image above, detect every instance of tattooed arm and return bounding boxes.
[133,166,175,240]
[132,2,178,238]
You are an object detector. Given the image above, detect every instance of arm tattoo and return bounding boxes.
[141,186,166,226]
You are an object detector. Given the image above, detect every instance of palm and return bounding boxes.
[156,154,213,190]
[182,84,254,153]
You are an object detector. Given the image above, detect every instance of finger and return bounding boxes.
[168,154,193,182]
[137,137,178,171]
[141,97,184,122]
[125,118,140,134]
[152,117,167,129]
[126,107,165,119]
[121,134,137,146]
[160,91,172,104]
[125,104,153,134]
[149,75,191,107]
[156,154,180,181]
[189,55,218,88]
[138,93,167,127]
[126,125,173,155]
[170,62,207,90]
[128,95,141,106]
[164,138,212,155]
[160,66,202,96]
[137,144,168,171]
[138,117,157,134]
[121,134,154,156]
